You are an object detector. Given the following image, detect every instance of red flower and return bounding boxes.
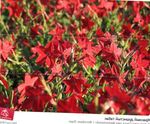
[18,73,52,111]
[20,87,51,111]
[0,40,14,61]
[138,39,149,55]
[133,96,150,115]
[18,73,38,104]
[105,82,131,103]
[130,52,149,70]
[31,43,49,66]
[121,24,135,39]
[134,13,144,26]
[87,101,97,113]
[99,64,128,85]
[18,73,38,94]
[78,37,101,68]
[101,42,121,62]
[81,16,94,30]
[31,37,72,70]
[6,0,23,17]
[106,101,122,114]
[64,72,89,94]
[57,95,82,113]
[131,1,150,15]
[132,67,147,88]
[56,0,81,15]
[31,25,44,38]
[0,65,6,75]
[98,32,115,46]
[99,0,114,11]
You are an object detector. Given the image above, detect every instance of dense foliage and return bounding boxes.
[0,0,150,115]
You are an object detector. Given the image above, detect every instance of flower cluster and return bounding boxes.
[0,0,150,115]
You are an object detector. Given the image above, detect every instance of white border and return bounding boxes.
[1,112,150,124]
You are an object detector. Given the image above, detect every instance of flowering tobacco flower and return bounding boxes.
[0,40,14,61]
[57,95,83,113]
[0,0,150,115]
[5,0,23,17]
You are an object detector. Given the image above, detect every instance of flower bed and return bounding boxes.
[0,0,150,115]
